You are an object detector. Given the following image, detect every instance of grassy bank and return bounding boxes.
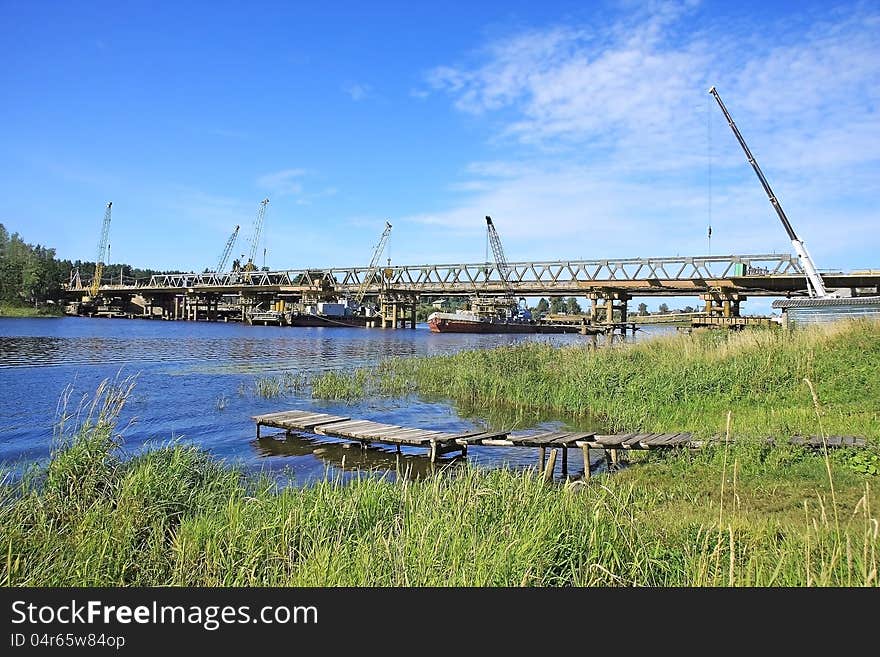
[0,302,64,317]
[312,320,880,441]
[1,375,878,586]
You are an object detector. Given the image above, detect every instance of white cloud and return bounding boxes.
[343,82,371,101]
[257,168,307,196]
[413,2,880,271]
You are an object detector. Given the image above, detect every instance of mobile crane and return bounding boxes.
[709,87,828,298]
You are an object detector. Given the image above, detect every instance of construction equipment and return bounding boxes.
[483,215,528,316]
[243,198,269,272]
[89,201,112,297]
[354,221,392,306]
[213,224,240,273]
[709,87,828,298]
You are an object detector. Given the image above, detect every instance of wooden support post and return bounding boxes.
[581,445,591,480]
[543,448,558,481]
[410,303,416,329]
[561,446,568,477]
[429,440,438,463]
[610,448,619,466]
[539,446,546,472]
[606,298,614,324]
[256,423,261,439]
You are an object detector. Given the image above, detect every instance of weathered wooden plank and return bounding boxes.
[265,414,352,431]
[643,433,679,446]
[255,411,344,426]
[481,438,515,446]
[252,409,316,422]
[530,432,573,446]
[623,433,651,447]
[596,434,631,447]
[552,432,594,445]
[314,420,379,435]
[789,435,807,446]
[453,431,510,445]
[827,436,843,447]
[665,432,694,446]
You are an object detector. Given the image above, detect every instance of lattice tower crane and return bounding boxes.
[485,215,525,313]
[354,221,392,306]
[244,198,269,272]
[213,225,240,272]
[89,201,112,297]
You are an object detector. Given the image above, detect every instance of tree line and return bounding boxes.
[0,223,167,307]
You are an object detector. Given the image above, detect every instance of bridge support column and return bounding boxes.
[589,291,631,329]
[701,291,744,318]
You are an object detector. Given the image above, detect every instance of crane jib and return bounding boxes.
[708,86,827,298]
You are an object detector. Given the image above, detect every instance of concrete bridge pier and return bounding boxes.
[701,290,745,317]
[589,290,631,329]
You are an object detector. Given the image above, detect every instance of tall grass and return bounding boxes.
[1,376,877,586]
[311,320,880,440]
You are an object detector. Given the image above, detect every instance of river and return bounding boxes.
[0,317,675,485]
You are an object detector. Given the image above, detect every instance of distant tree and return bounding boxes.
[658,302,670,313]
[637,302,648,316]
[549,297,565,314]
[681,305,695,313]
[536,298,549,313]
[565,297,582,314]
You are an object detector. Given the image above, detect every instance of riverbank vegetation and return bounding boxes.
[1,341,878,585]
[0,223,167,307]
[0,302,64,317]
[312,320,880,442]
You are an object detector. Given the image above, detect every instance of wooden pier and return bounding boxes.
[253,410,867,478]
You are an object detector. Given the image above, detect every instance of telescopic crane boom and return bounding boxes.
[214,225,240,273]
[354,221,392,305]
[90,201,112,297]
[709,86,828,298]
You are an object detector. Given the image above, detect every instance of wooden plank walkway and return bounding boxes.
[252,410,869,470]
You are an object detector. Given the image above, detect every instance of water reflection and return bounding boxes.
[254,432,461,480]
[0,317,676,486]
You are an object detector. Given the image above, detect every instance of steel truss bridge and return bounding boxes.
[73,253,880,299]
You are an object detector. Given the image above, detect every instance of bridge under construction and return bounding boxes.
[64,252,880,329]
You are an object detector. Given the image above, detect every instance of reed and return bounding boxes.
[0,376,877,587]
[311,319,880,442]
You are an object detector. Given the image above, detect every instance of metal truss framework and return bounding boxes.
[74,253,807,297]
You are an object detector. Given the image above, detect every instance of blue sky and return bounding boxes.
[1,0,878,312]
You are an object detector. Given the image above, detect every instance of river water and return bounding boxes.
[0,317,675,485]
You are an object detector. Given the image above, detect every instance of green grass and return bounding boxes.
[311,319,880,441]
[0,302,64,317]
[1,374,878,586]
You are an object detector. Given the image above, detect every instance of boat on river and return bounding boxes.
[427,309,587,334]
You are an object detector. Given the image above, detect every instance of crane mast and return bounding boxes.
[214,225,240,273]
[245,198,270,271]
[354,221,392,305]
[90,201,112,297]
[709,86,828,298]
[485,215,514,297]
[484,215,523,313]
